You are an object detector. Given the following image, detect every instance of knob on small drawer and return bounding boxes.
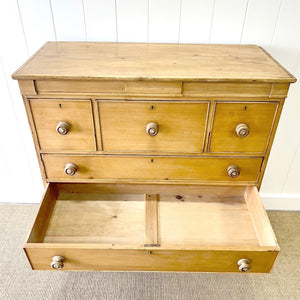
[51,256,65,270]
[64,163,78,176]
[56,121,71,135]
[227,165,240,178]
[235,123,249,137]
[146,122,159,136]
[237,258,251,272]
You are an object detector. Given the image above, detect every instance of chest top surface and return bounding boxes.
[12,42,296,83]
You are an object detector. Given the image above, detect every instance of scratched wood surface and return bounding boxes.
[12,42,295,83]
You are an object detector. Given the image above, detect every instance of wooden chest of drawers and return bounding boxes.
[12,42,296,272]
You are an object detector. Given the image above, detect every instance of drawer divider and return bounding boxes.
[144,194,159,247]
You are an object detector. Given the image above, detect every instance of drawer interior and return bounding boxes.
[27,183,278,249]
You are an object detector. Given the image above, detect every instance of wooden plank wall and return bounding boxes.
[0,0,299,208]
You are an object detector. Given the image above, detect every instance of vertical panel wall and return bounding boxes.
[1,0,299,209]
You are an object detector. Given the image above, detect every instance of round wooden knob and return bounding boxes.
[51,256,65,270]
[64,163,78,176]
[56,121,71,135]
[235,123,249,137]
[146,122,159,136]
[227,165,240,178]
[237,258,251,272]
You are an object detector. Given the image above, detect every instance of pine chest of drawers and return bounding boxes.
[12,42,296,272]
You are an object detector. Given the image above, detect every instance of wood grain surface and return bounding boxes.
[12,42,296,82]
[42,154,263,183]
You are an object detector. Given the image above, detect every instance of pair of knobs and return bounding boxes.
[147,123,249,137]
[64,163,240,178]
[147,123,250,138]
[50,256,251,272]
[56,121,159,136]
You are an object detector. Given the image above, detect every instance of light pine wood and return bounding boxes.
[24,182,279,272]
[257,100,285,189]
[98,100,209,153]
[158,193,259,246]
[12,42,295,83]
[24,247,278,272]
[183,82,274,98]
[44,193,145,244]
[55,183,247,197]
[18,80,36,95]
[145,194,158,246]
[13,42,295,273]
[35,80,125,94]
[42,154,263,183]
[245,186,279,247]
[29,99,96,151]
[271,83,290,97]
[27,183,57,243]
[22,96,47,184]
[208,101,279,153]
[125,82,182,94]
[22,93,290,101]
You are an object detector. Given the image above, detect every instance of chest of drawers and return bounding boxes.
[12,42,296,272]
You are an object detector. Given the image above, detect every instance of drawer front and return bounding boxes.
[208,101,279,153]
[42,154,263,182]
[25,247,277,272]
[30,99,96,151]
[98,101,209,153]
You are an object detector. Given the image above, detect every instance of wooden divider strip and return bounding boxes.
[144,194,159,246]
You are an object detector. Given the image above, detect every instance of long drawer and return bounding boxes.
[42,154,263,183]
[24,183,279,272]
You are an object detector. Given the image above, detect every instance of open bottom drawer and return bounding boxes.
[24,183,279,272]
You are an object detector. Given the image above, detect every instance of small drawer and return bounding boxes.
[29,99,96,151]
[208,101,279,154]
[24,183,279,272]
[98,100,209,153]
[42,154,263,183]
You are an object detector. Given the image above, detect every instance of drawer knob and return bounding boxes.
[56,121,71,135]
[51,256,65,270]
[227,165,240,178]
[64,163,78,176]
[237,258,251,272]
[235,123,249,137]
[146,122,159,136]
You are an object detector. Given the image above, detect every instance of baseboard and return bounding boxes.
[261,194,300,210]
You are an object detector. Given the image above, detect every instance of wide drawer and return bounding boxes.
[98,100,209,153]
[24,183,279,272]
[208,101,279,154]
[42,154,263,183]
[29,99,96,151]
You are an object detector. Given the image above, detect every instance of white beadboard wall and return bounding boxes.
[0,0,299,209]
